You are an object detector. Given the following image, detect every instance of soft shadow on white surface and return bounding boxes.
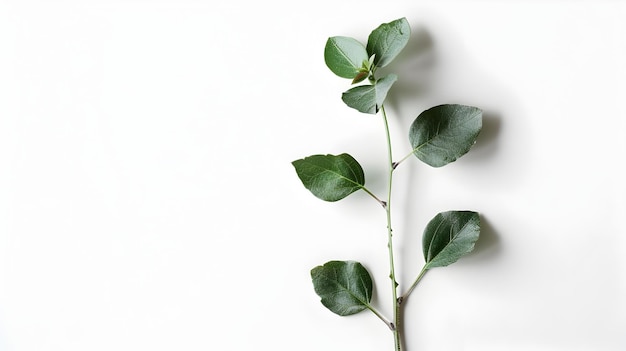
[0,1,625,351]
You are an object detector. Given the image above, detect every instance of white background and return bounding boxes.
[1,1,625,350]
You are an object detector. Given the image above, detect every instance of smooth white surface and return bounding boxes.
[0,1,625,350]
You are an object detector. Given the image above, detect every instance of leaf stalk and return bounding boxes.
[362,186,386,208]
[366,304,395,331]
[401,265,428,302]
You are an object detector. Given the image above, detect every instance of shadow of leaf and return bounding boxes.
[379,23,436,121]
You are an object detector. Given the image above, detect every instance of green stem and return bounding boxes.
[381,105,401,351]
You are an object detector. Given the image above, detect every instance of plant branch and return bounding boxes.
[299,18,487,351]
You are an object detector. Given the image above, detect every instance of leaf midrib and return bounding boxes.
[319,268,371,308]
[307,162,364,189]
[426,216,473,265]
[412,109,481,154]
[330,39,360,72]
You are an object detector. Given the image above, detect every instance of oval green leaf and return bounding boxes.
[366,17,410,68]
[324,36,369,79]
[311,260,373,316]
[341,74,397,114]
[409,104,482,167]
[422,211,480,269]
[292,153,365,202]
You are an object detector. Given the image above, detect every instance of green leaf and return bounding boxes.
[292,153,365,202]
[311,260,373,316]
[367,17,410,68]
[409,104,482,167]
[324,36,369,79]
[422,211,480,269]
[341,74,398,114]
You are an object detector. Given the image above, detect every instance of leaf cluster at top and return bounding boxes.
[324,18,410,114]
[324,17,410,82]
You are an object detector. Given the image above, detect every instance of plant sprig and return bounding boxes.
[292,17,485,351]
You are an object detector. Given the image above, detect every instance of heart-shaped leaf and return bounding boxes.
[311,260,373,316]
[367,17,410,68]
[409,104,482,167]
[341,74,398,114]
[324,36,369,79]
[292,153,365,202]
[422,211,480,269]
